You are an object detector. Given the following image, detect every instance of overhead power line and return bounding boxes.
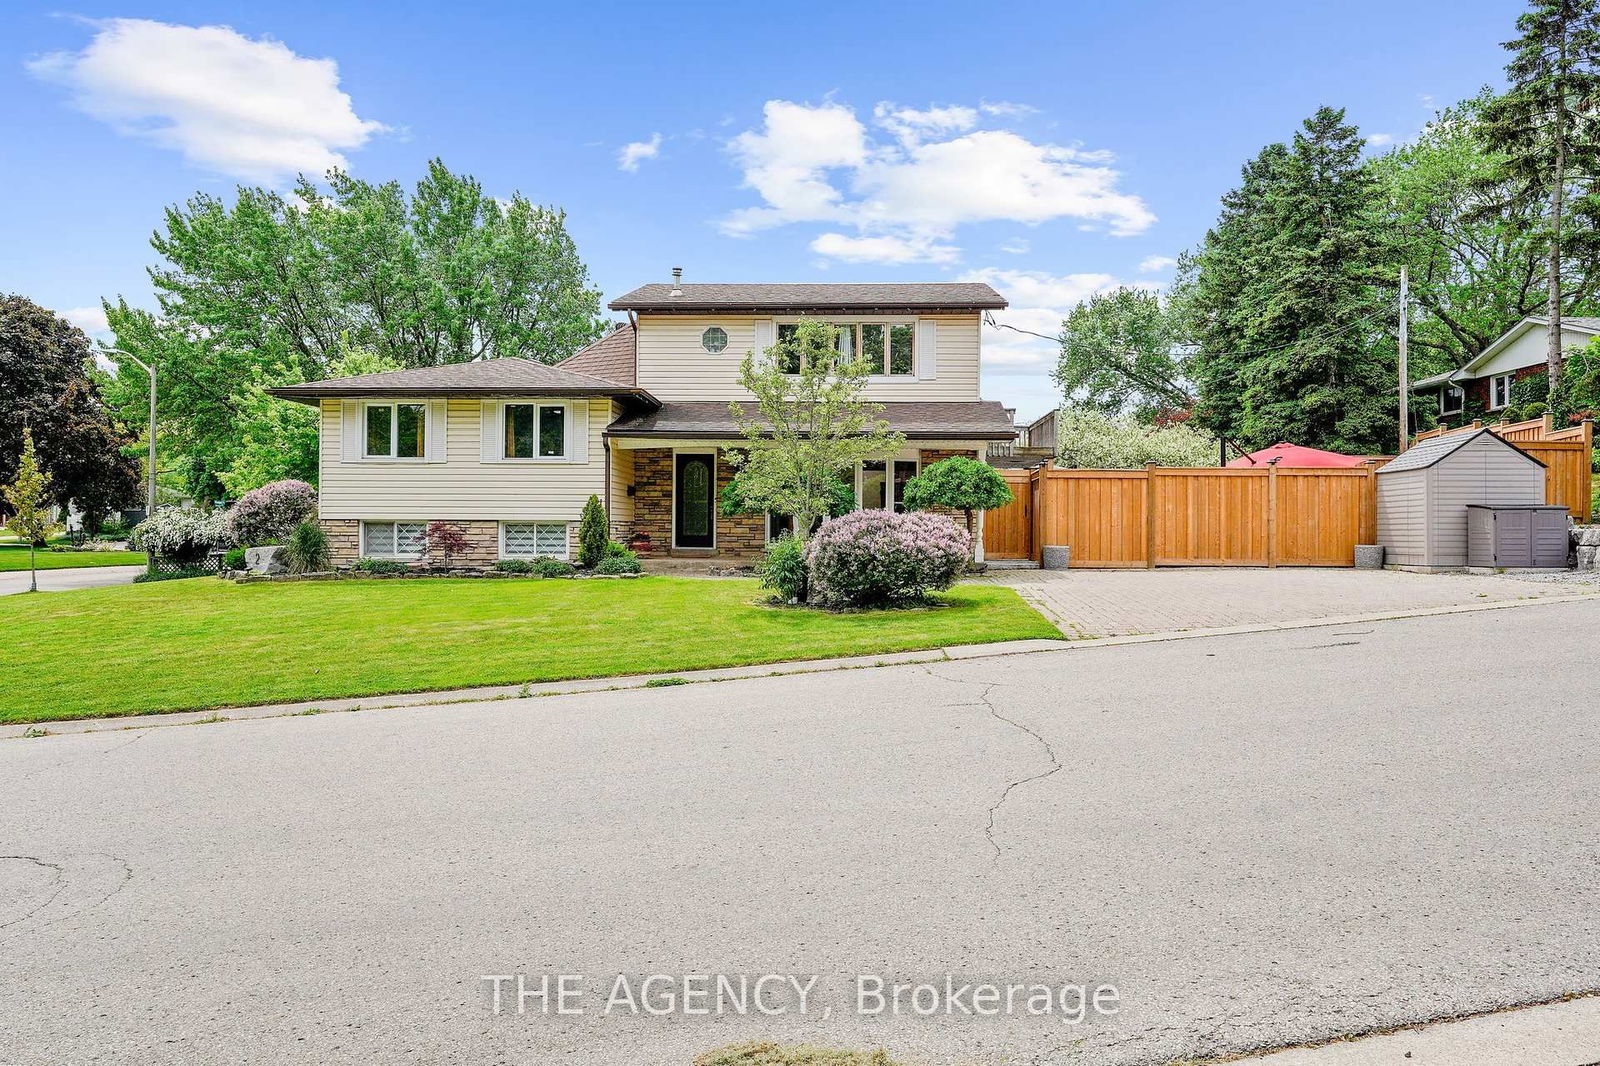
[982,308,1391,362]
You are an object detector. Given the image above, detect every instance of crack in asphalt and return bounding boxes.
[0,855,66,932]
[925,667,1063,864]
[0,853,132,940]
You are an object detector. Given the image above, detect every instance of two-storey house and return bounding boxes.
[268,280,1017,565]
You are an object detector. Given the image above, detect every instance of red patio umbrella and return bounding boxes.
[1226,442,1370,468]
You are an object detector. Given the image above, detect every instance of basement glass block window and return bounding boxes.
[362,521,426,557]
[701,326,728,353]
[503,522,569,559]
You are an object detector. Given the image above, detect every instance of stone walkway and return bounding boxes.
[980,566,1593,638]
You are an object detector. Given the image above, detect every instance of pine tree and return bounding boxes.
[3,429,59,593]
[1479,0,1600,387]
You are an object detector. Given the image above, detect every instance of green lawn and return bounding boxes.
[0,542,145,571]
[0,576,1059,724]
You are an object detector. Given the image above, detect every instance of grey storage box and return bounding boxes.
[1465,504,1569,568]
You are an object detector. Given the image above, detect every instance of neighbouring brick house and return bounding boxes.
[269,279,1019,565]
[1410,315,1600,427]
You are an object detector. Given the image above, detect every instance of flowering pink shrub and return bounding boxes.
[804,509,971,607]
[225,480,317,547]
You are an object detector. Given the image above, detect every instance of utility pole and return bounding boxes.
[102,347,156,518]
[1397,266,1409,454]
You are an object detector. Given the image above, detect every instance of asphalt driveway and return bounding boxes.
[3,598,1598,1065]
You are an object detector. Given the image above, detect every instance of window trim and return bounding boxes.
[1489,373,1514,411]
[701,326,729,353]
[499,520,571,560]
[772,316,919,379]
[360,520,427,560]
[1439,384,1464,416]
[361,400,430,461]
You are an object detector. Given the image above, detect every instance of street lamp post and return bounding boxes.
[101,347,156,518]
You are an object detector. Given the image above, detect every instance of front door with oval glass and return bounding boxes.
[674,453,715,548]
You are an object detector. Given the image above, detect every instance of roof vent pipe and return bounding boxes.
[670,267,683,296]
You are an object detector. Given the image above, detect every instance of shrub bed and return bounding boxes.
[804,510,970,608]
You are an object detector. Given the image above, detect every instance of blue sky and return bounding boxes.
[2,0,1519,419]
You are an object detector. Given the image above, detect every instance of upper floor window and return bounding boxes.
[365,403,427,458]
[701,326,728,353]
[774,321,916,376]
[504,403,566,459]
[1440,384,1464,416]
[1489,373,1514,411]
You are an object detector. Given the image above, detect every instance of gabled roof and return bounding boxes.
[607,400,1019,441]
[609,282,1007,314]
[1412,316,1600,390]
[267,357,658,408]
[557,322,635,385]
[1378,428,1544,474]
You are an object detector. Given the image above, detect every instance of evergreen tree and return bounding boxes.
[1479,0,1600,387]
[1183,109,1392,454]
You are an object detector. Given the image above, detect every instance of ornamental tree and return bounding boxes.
[3,429,60,592]
[727,318,904,537]
[902,456,1013,539]
[424,521,471,567]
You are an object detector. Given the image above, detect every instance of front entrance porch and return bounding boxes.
[615,445,982,560]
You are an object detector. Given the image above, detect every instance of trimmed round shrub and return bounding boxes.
[804,510,970,608]
[225,480,317,547]
[130,507,229,565]
[759,534,808,603]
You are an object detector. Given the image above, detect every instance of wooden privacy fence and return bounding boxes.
[1411,417,1593,521]
[984,464,1378,568]
[982,427,1593,567]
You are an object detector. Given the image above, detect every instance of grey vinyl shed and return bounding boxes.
[1376,429,1547,570]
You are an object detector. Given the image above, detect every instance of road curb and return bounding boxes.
[5,591,1597,741]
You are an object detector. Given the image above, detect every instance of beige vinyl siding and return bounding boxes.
[634,313,983,402]
[318,398,607,520]
[607,400,635,530]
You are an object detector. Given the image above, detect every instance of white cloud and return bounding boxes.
[28,18,385,184]
[721,99,1154,263]
[1366,133,1393,147]
[964,268,1126,375]
[61,305,111,339]
[618,132,662,172]
[1000,238,1030,255]
[809,232,959,265]
[873,102,978,146]
[979,101,1038,117]
[1138,255,1177,274]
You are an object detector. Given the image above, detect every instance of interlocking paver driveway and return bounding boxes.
[980,566,1596,638]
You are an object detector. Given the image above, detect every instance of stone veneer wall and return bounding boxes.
[321,518,573,568]
[626,448,765,557]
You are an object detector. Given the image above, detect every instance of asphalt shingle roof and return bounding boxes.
[609,282,1007,313]
[606,400,1018,440]
[1379,428,1543,473]
[267,357,656,406]
[556,322,635,385]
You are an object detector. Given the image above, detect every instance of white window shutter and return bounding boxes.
[480,401,501,462]
[568,400,590,463]
[426,400,447,462]
[341,401,362,462]
[915,320,938,380]
[754,319,776,361]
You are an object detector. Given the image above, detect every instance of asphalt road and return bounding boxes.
[4,599,1598,1066]
[0,564,144,596]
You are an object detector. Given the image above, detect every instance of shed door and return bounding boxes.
[1495,510,1532,567]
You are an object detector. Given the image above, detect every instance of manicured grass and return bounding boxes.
[0,542,145,571]
[0,576,1059,724]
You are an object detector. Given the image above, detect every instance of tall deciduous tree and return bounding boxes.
[727,319,905,537]
[1479,0,1600,386]
[103,159,606,498]
[1182,108,1393,454]
[0,295,139,526]
[1373,90,1599,376]
[1054,287,1194,420]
